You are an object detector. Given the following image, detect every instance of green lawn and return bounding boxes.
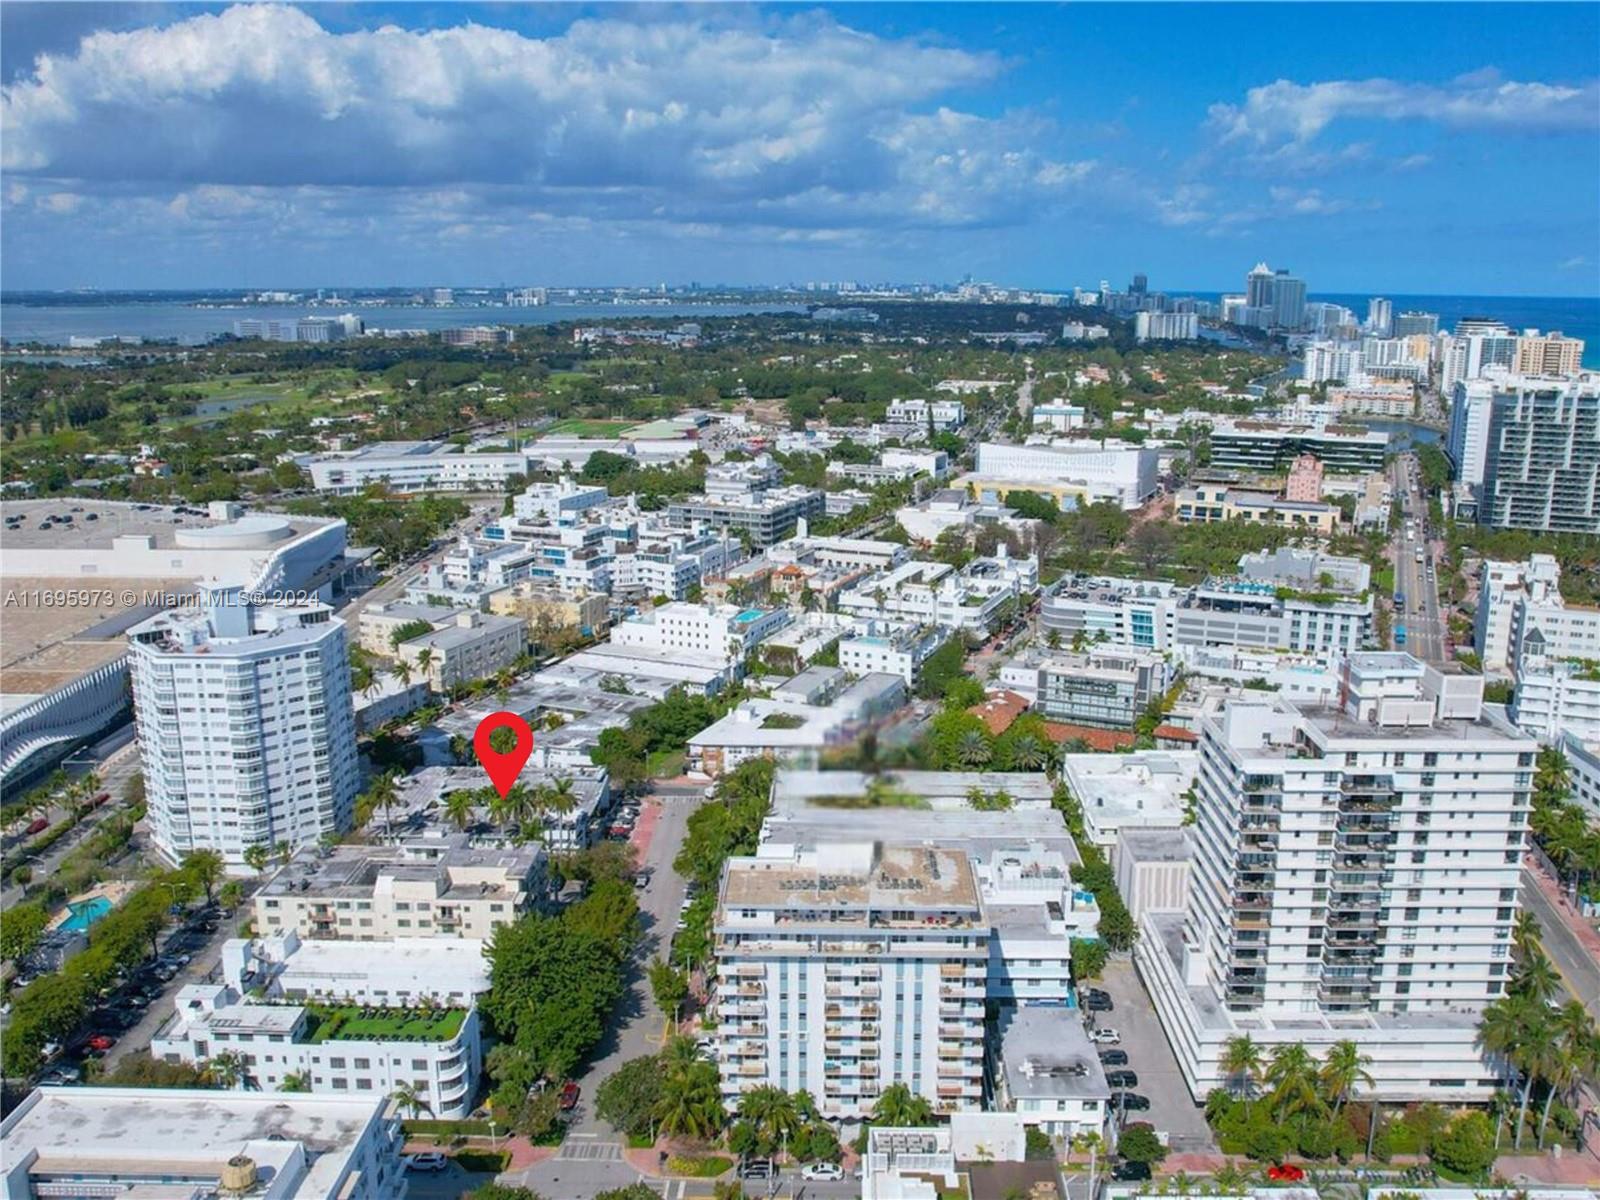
[307,1006,467,1043]
[549,418,635,437]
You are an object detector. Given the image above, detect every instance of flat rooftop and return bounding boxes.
[0,498,327,552]
[0,1086,385,1198]
[997,1006,1111,1102]
[775,768,1056,808]
[259,833,541,900]
[724,843,980,912]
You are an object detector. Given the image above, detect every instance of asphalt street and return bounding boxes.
[1389,455,1446,665]
[1520,865,1600,1022]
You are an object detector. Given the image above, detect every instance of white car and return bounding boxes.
[802,1163,844,1181]
[404,1153,449,1173]
[1087,1027,1121,1045]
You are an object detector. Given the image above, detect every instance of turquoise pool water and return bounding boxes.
[735,609,765,623]
[60,896,112,932]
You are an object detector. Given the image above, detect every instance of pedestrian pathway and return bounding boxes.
[1529,856,1600,959]
[558,1134,624,1162]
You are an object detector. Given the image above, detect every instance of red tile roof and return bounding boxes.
[968,690,1030,736]
[1039,721,1135,752]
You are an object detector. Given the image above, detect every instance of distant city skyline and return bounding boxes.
[2,2,1597,294]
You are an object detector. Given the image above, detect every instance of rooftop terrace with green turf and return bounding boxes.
[304,1005,469,1044]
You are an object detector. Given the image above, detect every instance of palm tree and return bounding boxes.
[1512,910,1542,959]
[415,647,436,688]
[545,776,578,817]
[1264,1043,1323,1124]
[1220,1035,1263,1110]
[871,1083,935,1127]
[1319,1039,1373,1116]
[1538,1000,1599,1148]
[444,790,475,832]
[738,1085,801,1150]
[661,1035,701,1073]
[280,1070,312,1093]
[367,771,401,835]
[205,1050,250,1090]
[181,849,225,903]
[243,843,270,876]
[394,659,414,688]
[956,730,993,768]
[1008,735,1046,771]
[1510,948,1562,1005]
[654,1063,724,1139]
[1479,993,1533,1146]
[274,840,291,867]
[391,1081,431,1121]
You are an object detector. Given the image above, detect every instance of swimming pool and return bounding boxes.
[59,896,113,932]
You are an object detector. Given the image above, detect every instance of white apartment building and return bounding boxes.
[838,554,1037,637]
[1469,371,1599,534]
[1561,733,1600,822]
[1301,340,1365,385]
[970,843,1099,1004]
[1446,377,1496,489]
[1139,654,1537,1102]
[150,983,482,1119]
[513,476,611,522]
[687,672,906,778]
[1031,402,1087,433]
[0,1087,405,1200]
[255,832,545,941]
[838,624,948,686]
[1474,553,1600,675]
[713,842,988,1120]
[886,398,966,430]
[1134,311,1199,342]
[971,442,1159,510]
[1439,323,1518,394]
[439,537,541,591]
[128,591,360,869]
[222,930,491,1007]
[357,600,472,656]
[1058,752,1197,861]
[767,525,910,573]
[992,1008,1111,1139]
[1510,662,1600,744]
[307,440,531,494]
[610,601,791,662]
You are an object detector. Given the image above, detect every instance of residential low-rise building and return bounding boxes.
[255,832,544,941]
[396,610,526,691]
[1509,658,1600,744]
[1059,751,1197,860]
[838,623,948,686]
[611,601,790,663]
[887,398,966,430]
[839,553,1037,636]
[1561,732,1600,822]
[150,984,482,1118]
[1021,648,1171,730]
[895,488,1035,544]
[222,930,491,1007]
[688,671,906,777]
[992,1007,1111,1139]
[0,1087,405,1200]
[357,600,473,656]
[488,581,609,639]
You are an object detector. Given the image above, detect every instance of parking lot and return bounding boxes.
[1086,957,1215,1151]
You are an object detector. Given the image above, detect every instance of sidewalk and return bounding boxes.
[1528,855,1600,960]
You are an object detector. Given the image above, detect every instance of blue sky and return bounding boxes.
[2,2,1596,295]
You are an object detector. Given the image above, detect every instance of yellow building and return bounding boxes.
[1175,485,1339,534]
[487,582,609,638]
[1514,331,1585,376]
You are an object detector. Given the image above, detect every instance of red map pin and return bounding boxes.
[473,711,534,798]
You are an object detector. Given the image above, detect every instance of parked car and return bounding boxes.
[38,1065,80,1086]
[1112,1092,1150,1111]
[1112,1161,1152,1182]
[1098,1049,1128,1066]
[739,1160,775,1180]
[1087,1027,1121,1045]
[801,1163,844,1181]
[1082,994,1113,1012]
[558,1081,581,1111]
[404,1153,449,1173]
[85,1035,115,1053]
[1105,1070,1139,1089]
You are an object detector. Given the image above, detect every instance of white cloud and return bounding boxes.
[0,4,1098,234]
[1207,69,1600,146]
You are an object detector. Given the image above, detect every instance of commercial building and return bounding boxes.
[712,842,988,1119]
[1449,371,1600,533]
[1138,655,1536,1102]
[970,442,1160,510]
[1023,648,1171,730]
[0,1087,405,1200]
[441,324,514,346]
[1031,402,1087,433]
[128,591,360,868]
[1040,554,1373,659]
[1207,421,1389,475]
[149,983,482,1118]
[1174,486,1340,534]
[667,484,825,548]
[394,610,526,691]
[307,440,531,494]
[886,398,966,430]
[255,832,545,941]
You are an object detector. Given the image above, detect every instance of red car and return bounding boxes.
[558,1081,581,1111]
[86,1035,115,1053]
[24,818,49,836]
